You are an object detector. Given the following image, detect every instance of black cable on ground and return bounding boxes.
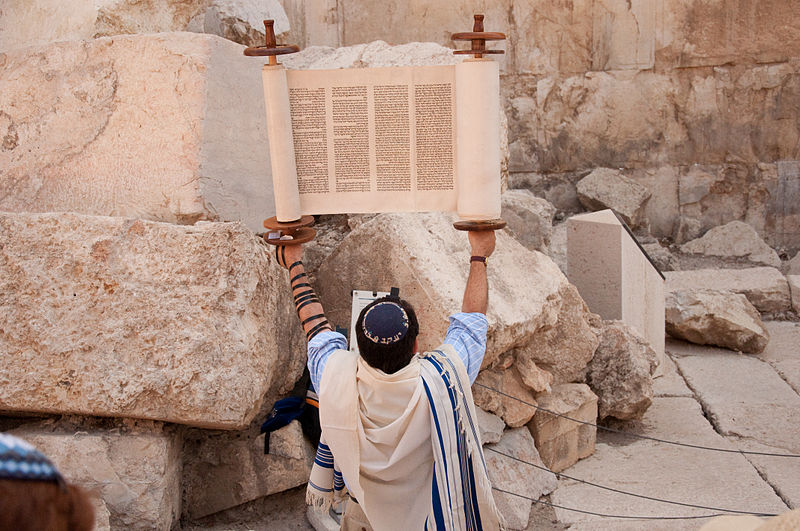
[484,446,779,517]
[475,383,800,458]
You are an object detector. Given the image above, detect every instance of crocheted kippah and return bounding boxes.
[0,433,63,483]
[362,301,409,345]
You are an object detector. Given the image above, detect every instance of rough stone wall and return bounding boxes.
[281,0,800,252]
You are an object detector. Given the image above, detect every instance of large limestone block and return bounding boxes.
[0,212,305,429]
[567,209,665,367]
[0,0,288,52]
[665,267,791,314]
[789,275,800,314]
[183,421,314,519]
[789,252,800,275]
[500,189,555,253]
[528,384,597,473]
[0,33,274,232]
[473,367,538,428]
[10,420,182,531]
[484,428,558,531]
[680,221,781,267]
[666,289,770,354]
[314,212,597,370]
[587,320,657,421]
[576,168,651,228]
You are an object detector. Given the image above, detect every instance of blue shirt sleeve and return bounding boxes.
[443,312,488,384]
[307,330,348,392]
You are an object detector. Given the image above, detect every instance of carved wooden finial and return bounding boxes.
[243,19,300,65]
[452,14,506,59]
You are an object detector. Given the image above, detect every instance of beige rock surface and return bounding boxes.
[11,420,182,531]
[528,384,597,473]
[755,322,800,395]
[500,189,555,253]
[473,368,538,428]
[182,421,314,519]
[789,275,800,314]
[484,427,558,531]
[576,168,651,228]
[0,33,274,232]
[513,346,554,394]
[91,496,112,531]
[665,268,791,314]
[0,212,305,429]
[0,0,288,52]
[665,289,770,354]
[789,252,800,275]
[587,321,657,421]
[680,221,781,267]
[314,212,597,370]
[476,408,506,445]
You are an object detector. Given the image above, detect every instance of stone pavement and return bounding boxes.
[539,326,799,530]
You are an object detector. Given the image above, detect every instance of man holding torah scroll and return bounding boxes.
[275,232,503,530]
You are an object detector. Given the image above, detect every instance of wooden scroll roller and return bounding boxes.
[451,15,507,232]
[244,21,315,246]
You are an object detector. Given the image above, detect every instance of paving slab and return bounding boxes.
[654,347,692,398]
[760,321,800,395]
[551,397,787,530]
[673,348,800,453]
[733,438,800,509]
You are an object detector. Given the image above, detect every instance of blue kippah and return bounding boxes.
[362,301,410,345]
[0,433,63,484]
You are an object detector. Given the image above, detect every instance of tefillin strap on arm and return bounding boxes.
[288,262,332,341]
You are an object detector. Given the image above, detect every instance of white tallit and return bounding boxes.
[318,344,503,530]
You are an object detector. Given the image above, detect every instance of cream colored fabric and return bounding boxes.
[319,350,433,531]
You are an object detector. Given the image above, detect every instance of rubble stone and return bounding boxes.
[576,168,652,227]
[642,242,679,272]
[528,384,597,473]
[666,289,770,354]
[587,321,657,421]
[0,33,274,232]
[484,428,558,531]
[10,420,182,531]
[476,408,506,445]
[789,252,800,275]
[680,221,781,267]
[789,275,800,315]
[473,368,538,428]
[0,212,305,429]
[182,421,314,519]
[513,347,554,394]
[314,212,597,371]
[186,0,291,47]
[665,268,791,314]
[500,189,556,253]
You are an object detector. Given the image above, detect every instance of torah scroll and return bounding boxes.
[262,59,501,222]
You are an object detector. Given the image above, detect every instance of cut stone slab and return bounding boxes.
[0,33,273,232]
[575,168,651,228]
[665,268,791,314]
[315,212,598,371]
[10,420,182,531]
[551,398,788,529]
[501,189,556,253]
[653,349,692,398]
[0,212,306,429]
[672,347,800,453]
[484,427,558,531]
[734,438,800,510]
[665,289,770,354]
[182,420,314,519]
[568,209,665,369]
[789,275,800,314]
[680,221,781,267]
[476,407,506,445]
[528,384,597,473]
[587,320,658,421]
[760,321,800,394]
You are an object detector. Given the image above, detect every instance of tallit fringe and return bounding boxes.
[305,486,332,512]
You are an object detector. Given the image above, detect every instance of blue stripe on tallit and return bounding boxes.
[308,479,333,493]
[423,377,452,500]
[425,353,484,530]
[431,468,446,530]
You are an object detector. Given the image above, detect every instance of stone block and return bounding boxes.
[680,221,781,267]
[592,0,656,71]
[0,0,289,53]
[567,209,665,367]
[665,267,791,314]
[666,289,770,354]
[587,320,658,421]
[182,421,314,519]
[500,189,555,253]
[0,33,274,232]
[476,407,506,445]
[576,168,651,228]
[10,420,182,531]
[790,275,800,314]
[315,212,598,371]
[473,368,538,428]
[528,384,597,473]
[789,252,800,275]
[0,212,305,429]
[484,428,558,531]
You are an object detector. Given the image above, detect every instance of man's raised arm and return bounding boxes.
[461,230,496,315]
[275,244,332,341]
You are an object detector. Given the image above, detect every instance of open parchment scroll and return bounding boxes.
[262,59,501,222]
